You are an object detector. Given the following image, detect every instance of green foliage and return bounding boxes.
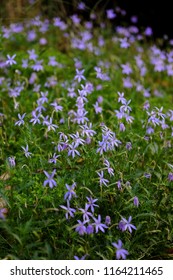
[0,10,173,260]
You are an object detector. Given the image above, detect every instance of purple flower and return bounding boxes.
[119,38,130,48]
[15,113,26,126]
[133,196,139,207]
[50,101,63,112]
[43,169,57,188]
[31,60,43,71]
[144,173,151,179]
[80,123,96,138]
[74,69,86,83]
[6,54,17,66]
[86,196,99,213]
[126,142,132,150]
[75,220,87,235]
[60,200,76,220]
[74,255,87,260]
[69,132,85,148]
[119,123,126,132]
[68,143,80,158]
[112,240,129,260]
[144,27,153,36]
[105,215,111,226]
[104,159,114,176]
[28,49,38,60]
[0,208,8,220]
[64,183,77,201]
[117,92,126,104]
[21,144,32,158]
[78,204,93,221]
[106,9,116,19]
[8,156,16,167]
[121,63,133,75]
[86,224,94,234]
[44,117,58,131]
[71,14,81,25]
[92,214,108,233]
[48,153,60,164]
[97,171,109,186]
[30,111,41,125]
[118,216,137,233]
[93,102,102,114]
[78,2,86,10]
[168,172,173,181]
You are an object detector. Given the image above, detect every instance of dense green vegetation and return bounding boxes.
[0,3,173,260]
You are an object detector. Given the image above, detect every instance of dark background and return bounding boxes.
[1,0,172,40]
[116,0,172,39]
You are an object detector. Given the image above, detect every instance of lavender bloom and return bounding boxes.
[48,153,60,164]
[0,208,8,220]
[27,49,38,60]
[120,100,132,114]
[117,92,126,104]
[93,102,102,114]
[74,69,86,83]
[67,87,76,98]
[75,220,87,235]
[126,142,132,150]
[133,196,139,207]
[43,169,57,188]
[105,215,111,226]
[69,132,85,148]
[38,91,48,104]
[104,159,114,176]
[60,200,76,220]
[31,60,43,71]
[86,197,99,213]
[44,117,58,131]
[64,183,77,201]
[116,180,122,190]
[6,54,17,65]
[8,156,16,167]
[119,38,130,48]
[78,204,93,221]
[22,59,28,68]
[119,122,126,131]
[74,255,87,260]
[144,173,151,179]
[121,63,133,75]
[106,9,116,19]
[71,14,81,25]
[80,123,96,138]
[86,224,94,234]
[50,101,63,112]
[97,171,109,186]
[21,144,32,158]
[144,27,153,36]
[68,143,80,158]
[112,240,129,260]
[168,172,173,181]
[15,113,26,126]
[30,111,41,125]
[92,214,108,233]
[123,77,133,88]
[72,108,89,124]
[78,2,86,10]
[27,30,36,41]
[118,216,137,233]
[48,56,58,67]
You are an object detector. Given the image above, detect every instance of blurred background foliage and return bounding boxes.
[1,0,172,39]
[0,0,118,23]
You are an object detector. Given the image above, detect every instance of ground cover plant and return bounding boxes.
[0,2,173,260]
